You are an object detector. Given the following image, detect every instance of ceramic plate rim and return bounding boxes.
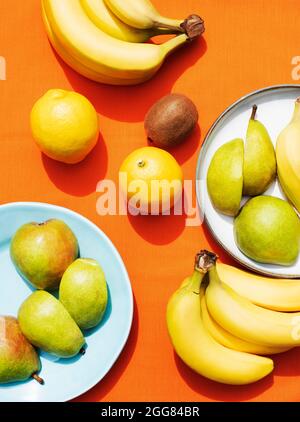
[196,84,300,278]
[0,201,133,402]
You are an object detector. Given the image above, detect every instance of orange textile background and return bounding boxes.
[0,0,300,402]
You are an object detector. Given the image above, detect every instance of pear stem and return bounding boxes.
[251,105,258,120]
[32,373,44,385]
[80,347,86,356]
[293,98,300,120]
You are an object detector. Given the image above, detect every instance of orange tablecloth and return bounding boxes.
[1,0,300,402]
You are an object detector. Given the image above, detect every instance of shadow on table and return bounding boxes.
[74,295,139,401]
[42,133,108,197]
[273,348,300,376]
[148,123,201,165]
[202,222,240,265]
[51,37,207,123]
[128,211,186,245]
[127,183,197,245]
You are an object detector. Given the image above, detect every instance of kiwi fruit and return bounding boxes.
[144,93,198,148]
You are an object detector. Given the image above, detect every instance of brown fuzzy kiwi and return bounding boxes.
[144,94,198,148]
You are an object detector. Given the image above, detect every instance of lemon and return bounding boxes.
[30,89,99,164]
[119,147,183,214]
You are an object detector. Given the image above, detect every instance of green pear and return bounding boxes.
[243,105,276,196]
[10,219,79,290]
[207,139,244,216]
[234,196,300,266]
[0,316,43,384]
[18,291,85,358]
[60,259,108,330]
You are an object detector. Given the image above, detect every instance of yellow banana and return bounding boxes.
[104,0,183,30]
[42,0,192,85]
[217,262,300,312]
[42,5,149,85]
[276,98,300,213]
[180,276,191,289]
[81,0,182,42]
[201,288,291,355]
[166,251,273,385]
[206,264,300,348]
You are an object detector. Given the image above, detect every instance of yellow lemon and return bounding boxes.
[119,147,183,214]
[30,89,99,164]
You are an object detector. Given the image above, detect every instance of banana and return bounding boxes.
[201,287,291,355]
[206,264,300,348]
[42,0,192,85]
[180,276,191,289]
[81,0,182,42]
[276,98,300,213]
[217,262,300,312]
[104,0,183,30]
[104,0,205,40]
[42,4,149,85]
[166,251,273,385]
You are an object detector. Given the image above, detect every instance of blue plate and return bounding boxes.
[0,202,133,402]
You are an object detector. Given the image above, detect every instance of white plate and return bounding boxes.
[196,84,300,278]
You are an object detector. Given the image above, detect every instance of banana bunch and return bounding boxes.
[42,0,204,85]
[167,251,300,385]
[276,98,300,213]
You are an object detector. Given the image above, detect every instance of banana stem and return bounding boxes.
[153,22,184,33]
[194,250,218,273]
[181,15,205,40]
[159,15,205,50]
[208,265,219,286]
[189,270,203,293]
[153,17,184,33]
[161,33,189,56]
[151,27,184,37]
[188,251,217,293]
[251,105,258,120]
